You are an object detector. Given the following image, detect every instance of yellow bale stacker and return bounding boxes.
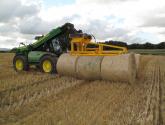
[57,33,137,84]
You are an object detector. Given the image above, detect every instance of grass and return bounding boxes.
[0,53,164,125]
[129,49,165,55]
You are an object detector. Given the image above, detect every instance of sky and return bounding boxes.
[0,0,165,48]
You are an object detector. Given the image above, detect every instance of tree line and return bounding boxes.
[7,41,165,53]
[105,41,165,49]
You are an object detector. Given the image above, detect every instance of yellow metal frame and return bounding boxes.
[69,36,128,56]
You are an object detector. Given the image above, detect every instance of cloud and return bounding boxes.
[0,0,40,22]
[0,36,16,48]
[0,23,18,33]
[19,14,81,35]
[19,16,53,34]
[141,16,165,28]
[78,19,129,40]
[0,0,165,48]
[76,0,137,4]
[0,0,41,48]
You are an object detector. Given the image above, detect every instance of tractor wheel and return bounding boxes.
[13,55,29,72]
[39,55,57,73]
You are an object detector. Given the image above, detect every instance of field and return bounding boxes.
[0,53,165,125]
[129,49,165,55]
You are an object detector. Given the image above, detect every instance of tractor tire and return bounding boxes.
[39,55,57,74]
[13,55,29,72]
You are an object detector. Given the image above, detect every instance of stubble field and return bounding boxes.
[0,53,165,125]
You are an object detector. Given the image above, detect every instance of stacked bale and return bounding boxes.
[56,53,78,77]
[101,53,136,84]
[76,56,103,80]
[57,53,137,84]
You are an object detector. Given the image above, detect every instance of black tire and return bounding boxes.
[13,55,29,72]
[39,55,57,74]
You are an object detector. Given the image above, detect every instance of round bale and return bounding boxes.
[76,56,103,80]
[57,53,78,77]
[101,53,136,84]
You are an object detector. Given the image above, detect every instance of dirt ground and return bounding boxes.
[0,53,164,125]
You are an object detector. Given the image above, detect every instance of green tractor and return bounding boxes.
[13,23,81,73]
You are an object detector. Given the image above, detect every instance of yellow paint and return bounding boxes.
[69,35,128,56]
[42,60,52,73]
[16,59,23,71]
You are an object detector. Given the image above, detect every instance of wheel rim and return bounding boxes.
[42,60,52,73]
[15,59,23,71]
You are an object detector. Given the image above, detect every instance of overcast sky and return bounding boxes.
[0,0,165,48]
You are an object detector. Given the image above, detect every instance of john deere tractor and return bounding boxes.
[13,23,82,73]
